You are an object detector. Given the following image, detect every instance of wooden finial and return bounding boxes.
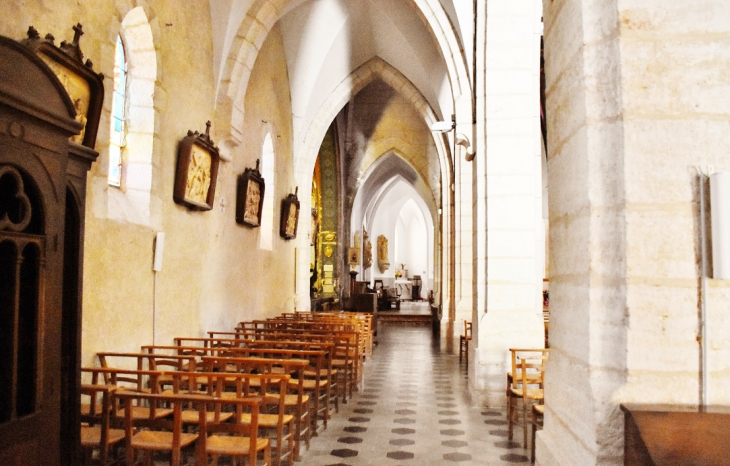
[71,23,84,47]
[205,120,211,136]
[27,26,40,40]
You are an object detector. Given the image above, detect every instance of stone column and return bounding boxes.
[471,0,546,402]
[539,0,730,463]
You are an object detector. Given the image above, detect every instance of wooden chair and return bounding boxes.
[203,395,270,466]
[114,390,269,466]
[79,383,125,465]
[459,321,472,364]
[508,353,546,448]
[84,366,172,421]
[201,356,310,462]
[531,403,544,462]
[506,348,548,409]
[115,391,199,466]
[232,375,293,466]
[173,371,291,466]
[214,347,331,435]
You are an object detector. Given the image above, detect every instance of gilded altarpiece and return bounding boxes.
[311,124,340,298]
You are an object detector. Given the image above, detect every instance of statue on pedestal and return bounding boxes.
[363,228,373,270]
[377,235,390,273]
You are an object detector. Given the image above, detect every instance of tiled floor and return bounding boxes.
[298,306,531,465]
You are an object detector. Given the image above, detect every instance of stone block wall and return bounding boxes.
[538,0,730,464]
[0,1,298,366]
[472,0,545,405]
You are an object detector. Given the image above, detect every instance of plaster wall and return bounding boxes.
[1,1,297,367]
[538,0,730,464]
[368,181,435,294]
[473,0,544,404]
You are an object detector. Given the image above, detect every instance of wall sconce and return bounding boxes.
[430,119,455,132]
[430,115,474,161]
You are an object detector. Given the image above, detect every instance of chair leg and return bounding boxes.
[522,400,529,448]
[507,396,514,440]
[531,410,538,462]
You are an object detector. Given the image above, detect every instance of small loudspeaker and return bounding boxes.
[153,232,165,272]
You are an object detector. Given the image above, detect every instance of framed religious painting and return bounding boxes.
[23,24,104,149]
[280,187,300,239]
[236,160,265,227]
[348,247,360,265]
[173,121,220,211]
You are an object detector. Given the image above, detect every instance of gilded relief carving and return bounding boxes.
[185,144,212,204]
[243,180,261,226]
[39,52,90,144]
[363,228,372,270]
[377,234,390,273]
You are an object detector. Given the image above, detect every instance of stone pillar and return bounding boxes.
[455,136,473,323]
[537,0,628,462]
[539,0,730,463]
[472,0,545,402]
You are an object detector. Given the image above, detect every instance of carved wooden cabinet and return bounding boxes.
[0,34,97,465]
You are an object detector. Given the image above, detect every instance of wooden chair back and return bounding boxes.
[79,383,124,465]
[113,390,264,466]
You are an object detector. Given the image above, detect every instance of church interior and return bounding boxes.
[1,0,729,464]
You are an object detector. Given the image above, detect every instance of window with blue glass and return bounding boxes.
[108,34,127,187]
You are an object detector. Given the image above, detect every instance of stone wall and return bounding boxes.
[0,1,297,365]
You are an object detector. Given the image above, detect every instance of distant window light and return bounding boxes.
[108,34,127,187]
[260,133,275,250]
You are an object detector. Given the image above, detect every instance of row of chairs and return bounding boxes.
[80,311,374,465]
[81,369,284,465]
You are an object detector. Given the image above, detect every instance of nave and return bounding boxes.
[300,318,532,465]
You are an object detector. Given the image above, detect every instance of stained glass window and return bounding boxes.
[108,35,127,187]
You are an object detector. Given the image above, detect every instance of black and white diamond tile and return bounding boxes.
[297,313,532,465]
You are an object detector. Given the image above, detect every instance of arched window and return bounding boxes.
[106,7,157,226]
[259,133,275,250]
[108,34,127,187]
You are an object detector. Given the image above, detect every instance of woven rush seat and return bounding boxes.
[180,409,233,424]
[510,387,544,400]
[296,378,327,390]
[282,393,309,405]
[116,405,173,420]
[130,430,198,451]
[80,403,103,416]
[303,367,337,378]
[80,423,125,465]
[240,412,295,428]
[206,435,269,456]
[80,424,125,447]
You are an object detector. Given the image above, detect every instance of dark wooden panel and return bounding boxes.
[622,404,730,466]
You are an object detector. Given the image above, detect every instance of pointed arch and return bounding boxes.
[212,0,471,159]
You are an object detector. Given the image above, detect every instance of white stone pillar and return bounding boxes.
[472,0,545,403]
[455,133,473,323]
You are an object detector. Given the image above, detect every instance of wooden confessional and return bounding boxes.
[0,28,100,465]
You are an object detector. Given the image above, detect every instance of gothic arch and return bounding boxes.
[212,0,471,159]
[294,57,450,193]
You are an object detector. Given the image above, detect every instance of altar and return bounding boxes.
[395,279,412,300]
